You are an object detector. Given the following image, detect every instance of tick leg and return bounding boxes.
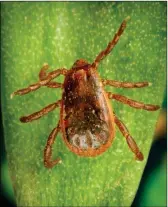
[11,67,67,98]
[20,100,61,123]
[102,79,151,88]
[92,16,130,68]
[107,92,160,111]
[39,63,50,80]
[39,65,63,88]
[46,82,63,88]
[114,113,144,161]
[44,121,61,168]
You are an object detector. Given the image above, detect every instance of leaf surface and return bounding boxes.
[1,2,166,207]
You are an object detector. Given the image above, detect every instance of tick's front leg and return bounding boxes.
[46,82,63,88]
[11,67,67,98]
[39,64,64,88]
[39,63,50,80]
[20,100,61,123]
[102,79,151,88]
[107,92,160,111]
[39,63,67,80]
[114,113,144,161]
[44,121,61,168]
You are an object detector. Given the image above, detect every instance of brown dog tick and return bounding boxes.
[11,17,160,168]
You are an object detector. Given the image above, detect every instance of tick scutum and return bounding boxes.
[61,67,115,156]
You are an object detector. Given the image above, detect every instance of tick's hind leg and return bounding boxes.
[108,92,160,111]
[20,100,61,123]
[92,16,130,68]
[44,121,61,168]
[114,113,144,161]
[102,79,151,88]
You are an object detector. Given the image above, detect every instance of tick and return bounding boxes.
[11,17,160,168]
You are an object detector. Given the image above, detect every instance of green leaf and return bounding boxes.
[1,2,166,207]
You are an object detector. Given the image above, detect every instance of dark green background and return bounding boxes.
[1,2,166,207]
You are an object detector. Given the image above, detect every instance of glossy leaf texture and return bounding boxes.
[1,2,166,207]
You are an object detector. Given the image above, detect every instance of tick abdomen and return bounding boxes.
[61,68,115,156]
[65,105,109,149]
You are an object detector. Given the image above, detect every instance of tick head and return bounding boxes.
[72,59,89,69]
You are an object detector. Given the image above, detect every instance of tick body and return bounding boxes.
[61,63,115,156]
[11,17,160,168]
